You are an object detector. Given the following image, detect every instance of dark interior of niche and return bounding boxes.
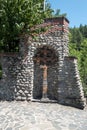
[0,64,2,79]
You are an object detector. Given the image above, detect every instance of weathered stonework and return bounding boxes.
[0,17,86,109]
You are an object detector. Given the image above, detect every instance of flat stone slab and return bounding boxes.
[0,101,87,130]
[32,98,58,103]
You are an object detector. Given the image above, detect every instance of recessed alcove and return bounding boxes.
[33,45,59,100]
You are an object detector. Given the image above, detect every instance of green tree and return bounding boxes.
[69,33,87,97]
[79,24,87,38]
[44,1,53,17]
[69,42,81,69]
[80,39,87,96]
[70,27,83,50]
[53,9,67,17]
[0,0,52,52]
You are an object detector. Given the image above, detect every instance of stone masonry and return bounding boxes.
[0,17,86,109]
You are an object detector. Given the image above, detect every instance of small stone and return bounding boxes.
[21,97,26,100]
[25,90,29,94]
[16,96,21,100]
[19,90,23,94]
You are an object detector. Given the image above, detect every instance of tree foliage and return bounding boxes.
[53,9,67,17]
[69,27,83,50]
[0,0,53,52]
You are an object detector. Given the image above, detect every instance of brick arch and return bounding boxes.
[33,45,58,66]
[31,39,59,57]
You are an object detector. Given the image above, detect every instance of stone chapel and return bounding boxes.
[0,17,86,109]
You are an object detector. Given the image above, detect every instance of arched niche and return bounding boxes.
[33,45,59,100]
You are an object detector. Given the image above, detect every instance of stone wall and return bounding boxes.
[0,53,33,101]
[0,17,86,109]
[58,57,86,109]
[0,55,18,100]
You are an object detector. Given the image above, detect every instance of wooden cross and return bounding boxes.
[40,65,48,98]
